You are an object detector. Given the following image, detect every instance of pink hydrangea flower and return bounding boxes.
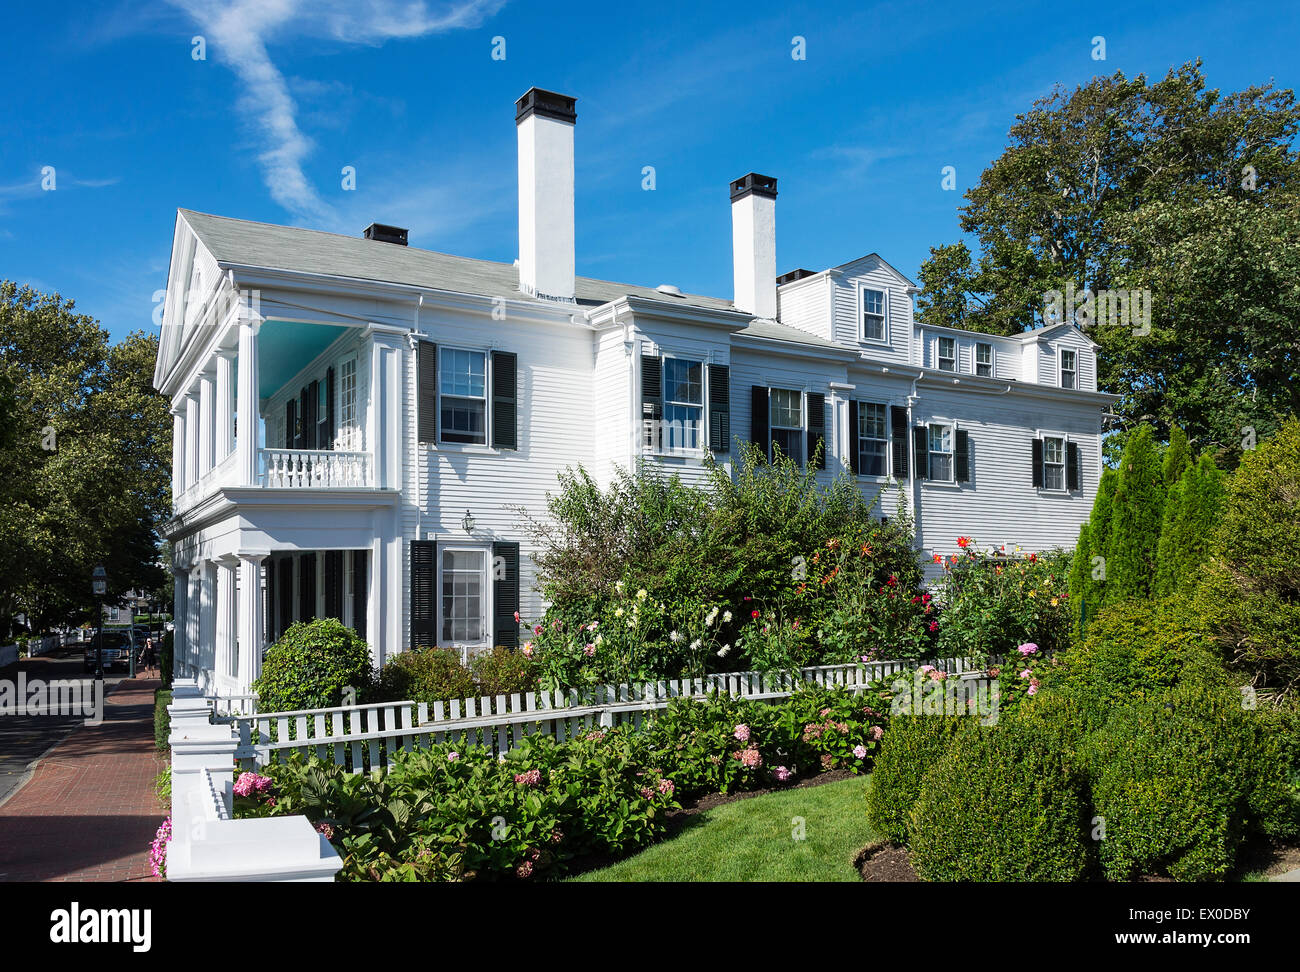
[853,744,868,759]
[1028,678,1041,696]
[1019,668,1033,679]
[658,778,675,797]
[233,772,274,798]
[583,642,597,657]
[772,765,792,783]
[733,746,763,769]
[733,723,750,743]
[514,769,542,786]
[1017,642,1039,655]
[516,860,534,879]
[314,821,335,840]
[869,725,884,741]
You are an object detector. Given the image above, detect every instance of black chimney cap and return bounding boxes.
[516,87,577,124]
[777,268,817,286]
[730,172,777,202]
[363,223,408,245]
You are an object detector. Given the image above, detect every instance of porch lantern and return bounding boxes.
[461,510,476,534]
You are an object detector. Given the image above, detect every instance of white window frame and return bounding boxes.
[1060,348,1077,389]
[975,342,994,378]
[928,422,955,483]
[856,401,889,478]
[1042,435,1067,492]
[438,347,490,447]
[339,355,358,451]
[438,544,491,659]
[769,388,805,465]
[937,336,957,372]
[860,287,889,344]
[660,355,705,455]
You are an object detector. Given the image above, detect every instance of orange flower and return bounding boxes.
[956,536,972,548]
[933,554,943,563]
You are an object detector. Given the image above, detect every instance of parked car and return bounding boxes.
[84,629,134,674]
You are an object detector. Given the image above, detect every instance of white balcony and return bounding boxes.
[258,448,373,489]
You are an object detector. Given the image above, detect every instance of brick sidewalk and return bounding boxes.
[0,677,167,882]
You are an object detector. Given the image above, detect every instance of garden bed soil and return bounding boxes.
[855,840,920,882]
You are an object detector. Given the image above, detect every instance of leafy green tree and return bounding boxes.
[0,282,169,636]
[916,60,1300,464]
[1155,453,1226,597]
[1106,426,1167,603]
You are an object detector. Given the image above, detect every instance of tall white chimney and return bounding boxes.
[516,87,577,304]
[730,172,778,319]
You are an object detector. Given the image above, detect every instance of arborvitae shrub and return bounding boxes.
[1106,425,1166,603]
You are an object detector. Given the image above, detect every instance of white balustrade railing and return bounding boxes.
[258,448,373,489]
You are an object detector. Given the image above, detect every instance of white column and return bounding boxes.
[215,557,238,683]
[187,568,201,676]
[200,564,216,678]
[198,372,215,478]
[215,352,234,463]
[172,407,186,499]
[184,393,199,494]
[238,553,266,691]
[236,318,260,487]
[369,331,405,490]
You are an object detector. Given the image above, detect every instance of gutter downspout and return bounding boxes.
[907,371,923,553]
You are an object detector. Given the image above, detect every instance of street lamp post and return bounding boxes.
[91,565,107,681]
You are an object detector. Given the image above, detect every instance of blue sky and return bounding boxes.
[3,0,1298,344]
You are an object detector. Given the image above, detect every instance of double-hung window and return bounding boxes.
[662,357,704,452]
[929,423,954,481]
[1060,349,1077,389]
[938,337,957,372]
[975,342,993,377]
[770,389,804,465]
[440,547,488,646]
[339,357,358,450]
[862,288,887,342]
[1043,436,1066,490]
[857,402,888,476]
[440,349,487,445]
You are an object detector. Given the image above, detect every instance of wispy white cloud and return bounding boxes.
[165,0,505,222]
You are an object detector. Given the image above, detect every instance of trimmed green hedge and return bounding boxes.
[253,619,375,712]
[864,713,968,844]
[154,689,172,752]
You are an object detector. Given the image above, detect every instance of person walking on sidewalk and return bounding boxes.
[138,637,158,678]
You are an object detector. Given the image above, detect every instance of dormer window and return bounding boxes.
[937,337,956,372]
[1060,349,1077,389]
[862,288,887,342]
[975,342,993,377]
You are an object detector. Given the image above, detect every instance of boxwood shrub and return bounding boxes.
[1084,684,1300,881]
[253,619,375,712]
[908,715,1093,882]
[864,713,968,844]
[376,647,477,705]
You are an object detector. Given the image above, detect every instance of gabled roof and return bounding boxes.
[830,252,919,290]
[178,210,739,314]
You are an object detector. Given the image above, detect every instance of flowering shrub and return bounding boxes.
[934,542,1073,660]
[148,816,171,879]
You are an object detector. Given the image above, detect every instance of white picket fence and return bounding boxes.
[218,655,993,775]
[0,633,63,666]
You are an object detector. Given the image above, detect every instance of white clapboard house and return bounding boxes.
[154,87,1117,696]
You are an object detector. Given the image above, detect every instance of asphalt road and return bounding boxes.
[0,650,131,806]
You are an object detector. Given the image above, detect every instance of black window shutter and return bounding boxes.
[298,553,316,622]
[955,429,971,483]
[751,385,770,459]
[266,561,277,642]
[418,342,438,444]
[1032,438,1044,488]
[806,392,827,469]
[1067,441,1081,491]
[302,384,318,450]
[913,426,929,481]
[890,406,909,479]
[410,540,436,649]
[278,558,293,635]
[847,401,860,475]
[492,541,521,648]
[285,399,296,449]
[491,351,519,450]
[707,364,731,453]
[324,550,343,620]
[324,367,336,451]
[641,354,662,451]
[352,550,368,641]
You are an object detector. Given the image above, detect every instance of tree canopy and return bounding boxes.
[0,281,170,636]
[916,60,1300,465]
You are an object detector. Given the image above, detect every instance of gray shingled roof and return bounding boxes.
[180,209,740,313]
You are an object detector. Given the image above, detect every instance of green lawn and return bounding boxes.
[568,776,875,882]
